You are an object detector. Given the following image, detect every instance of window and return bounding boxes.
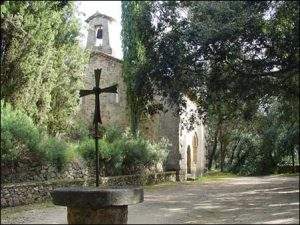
[95,25,103,46]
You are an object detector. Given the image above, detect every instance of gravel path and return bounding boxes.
[1,175,299,224]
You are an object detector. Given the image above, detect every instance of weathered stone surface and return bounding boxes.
[67,205,128,224]
[51,186,143,208]
[1,160,90,184]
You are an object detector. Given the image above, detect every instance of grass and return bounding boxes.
[144,181,179,191]
[65,142,80,162]
[195,171,238,183]
[276,172,299,177]
[145,171,239,190]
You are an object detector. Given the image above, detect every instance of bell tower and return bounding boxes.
[85,11,113,54]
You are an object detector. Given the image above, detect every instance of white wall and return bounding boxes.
[179,97,206,177]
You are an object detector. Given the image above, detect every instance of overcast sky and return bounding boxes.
[76,1,123,59]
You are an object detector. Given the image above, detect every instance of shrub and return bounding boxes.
[76,125,170,176]
[67,119,90,141]
[65,143,80,162]
[1,102,43,163]
[41,137,68,171]
[77,138,95,163]
[1,101,74,170]
[121,135,170,174]
[102,125,123,143]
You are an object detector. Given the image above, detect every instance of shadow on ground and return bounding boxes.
[128,175,299,224]
[1,175,299,224]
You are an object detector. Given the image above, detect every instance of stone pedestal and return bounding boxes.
[51,186,143,224]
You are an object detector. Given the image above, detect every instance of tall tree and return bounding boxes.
[121,1,157,136]
[121,1,299,173]
[0,1,88,135]
[140,1,299,116]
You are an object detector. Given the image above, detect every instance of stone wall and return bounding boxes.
[1,179,86,208]
[179,97,207,178]
[1,159,91,184]
[99,171,177,187]
[80,52,129,129]
[1,171,177,208]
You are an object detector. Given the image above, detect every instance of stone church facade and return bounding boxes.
[80,12,206,180]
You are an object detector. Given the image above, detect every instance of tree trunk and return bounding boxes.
[208,126,219,170]
[228,138,240,166]
[220,140,224,172]
[220,140,227,172]
[130,97,140,137]
[292,147,295,173]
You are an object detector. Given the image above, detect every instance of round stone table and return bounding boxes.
[51,186,143,224]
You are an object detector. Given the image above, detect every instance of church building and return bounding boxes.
[80,12,207,180]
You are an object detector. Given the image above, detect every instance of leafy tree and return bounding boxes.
[121,1,299,174]
[0,1,88,135]
[121,1,164,136]
[131,1,299,116]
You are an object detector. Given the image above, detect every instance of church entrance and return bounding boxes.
[187,146,191,174]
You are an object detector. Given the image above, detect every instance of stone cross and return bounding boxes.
[79,68,118,187]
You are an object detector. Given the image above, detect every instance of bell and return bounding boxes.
[96,27,103,39]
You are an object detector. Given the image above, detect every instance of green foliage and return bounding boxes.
[208,98,299,176]
[1,1,88,135]
[67,119,90,141]
[121,2,157,136]
[196,171,237,183]
[1,101,43,162]
[77,138,95,163]
[77,125,170,176]
[1,101,72,170]
[41,137,68,171]
[121,1,299,119]
[123,1,299,175]
[102,125,123,143]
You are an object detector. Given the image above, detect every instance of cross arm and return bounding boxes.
[79,89,95,97]
[100,84,118,94]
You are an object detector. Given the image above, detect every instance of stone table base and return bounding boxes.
[51,186,143,224]
[67,206,128,224]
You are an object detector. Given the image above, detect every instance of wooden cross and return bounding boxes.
[79,68,118,187]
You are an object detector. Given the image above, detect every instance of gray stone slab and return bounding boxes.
[51,186,143,208]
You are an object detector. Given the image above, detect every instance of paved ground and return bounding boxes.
[1,175,299,224]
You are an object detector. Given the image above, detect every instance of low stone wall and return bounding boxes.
[1,171,177,208]
[99,171,177,186]
[1,179,86,208]
[1,159,91,184]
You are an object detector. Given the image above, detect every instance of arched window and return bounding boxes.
[95,25,103,46]
[192,133,198,163]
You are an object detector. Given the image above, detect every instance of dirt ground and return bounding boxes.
[1,174,299,224]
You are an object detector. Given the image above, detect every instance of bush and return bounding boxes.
[77,125,170,176]
[1,101,74,170]
[77,138,95,162]
[67,119,90,141]
[41,137,68,171]
[102,125,123,143]
[1,102,43,163]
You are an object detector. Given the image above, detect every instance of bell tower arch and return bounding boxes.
[85,11,113,54]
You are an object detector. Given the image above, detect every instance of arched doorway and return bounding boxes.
[187,146,191,174]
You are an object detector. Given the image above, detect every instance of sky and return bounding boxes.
[76,1,123,59]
